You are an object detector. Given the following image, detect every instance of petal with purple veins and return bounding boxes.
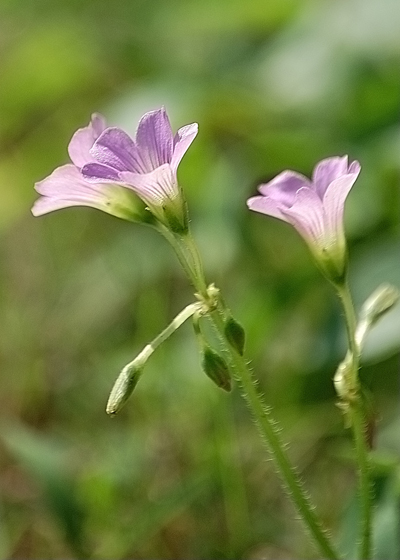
[323,171,360,238]
[312,156,349,198]
[91,128,146,173]
[246,195,289,222]
[135,108,174,171]
[120,164,178,206]
[258,171,311,207]
[280,187,326,247]
[82,162,121,182]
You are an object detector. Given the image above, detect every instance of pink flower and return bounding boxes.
[33,114,142,221]
[33,108,198,231]
[247,156,361,281]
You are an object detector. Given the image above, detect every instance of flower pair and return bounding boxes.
[33,107,360,280]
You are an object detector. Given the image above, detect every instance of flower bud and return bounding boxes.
[202,348,232,392]
[224,316,245,356]
[360,284,399,324]
[356,284,400,350]
[106,362,143,415]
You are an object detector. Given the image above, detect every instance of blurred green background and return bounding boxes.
[0,0,399,558]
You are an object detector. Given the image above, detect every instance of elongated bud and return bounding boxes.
[106,363,143,415]
[356,284,400,350]
[224,316,245,355]
[360,284,399,324]
[202,348,232,392]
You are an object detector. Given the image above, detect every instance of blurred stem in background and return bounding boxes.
[163,228,341,560]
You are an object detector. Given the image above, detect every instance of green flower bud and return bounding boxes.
[224,316,245,356]
[202,348,232,392]
[106,363,143,415]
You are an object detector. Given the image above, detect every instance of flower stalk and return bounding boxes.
[336,282,372,560]
[107,302,202,415]
[169,231,340,560]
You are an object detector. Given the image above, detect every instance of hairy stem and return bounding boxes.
[168,230,341,559]
[210,309,339,560]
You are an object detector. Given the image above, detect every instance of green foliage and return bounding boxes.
[0,0,399,557]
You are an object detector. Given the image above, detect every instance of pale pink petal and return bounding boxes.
[323,171,360,237]
[120,164,177,206]
[280,187,326,247]
[32,194,104,216]
[68,113,107,168]
[170,123,198,174]
[32,164,117,216]
[258,171,311,207]
[312,156,349,198]
[348,160,361,174]
[246,195,289,222]
[135,108,174,171]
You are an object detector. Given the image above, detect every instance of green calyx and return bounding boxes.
[104,186,151,223]
[314,242,348,287]
[224,316,245,356]
[202,347,232,392]
[149,188,189,234]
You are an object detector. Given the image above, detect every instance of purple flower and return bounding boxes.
[81,107,198,232]
[33,108,198,231]
[247,156,361,281]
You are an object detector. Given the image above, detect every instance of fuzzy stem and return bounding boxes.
[336,283,373,560]
[169,231,340,559]
[210,309,339,560]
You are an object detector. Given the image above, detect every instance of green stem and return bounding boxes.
[160,227,208,297]
[107,302,201,414]
[336,282,372,560]
[210,309,339,560]
[170,231,340,559]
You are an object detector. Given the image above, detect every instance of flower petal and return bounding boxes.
[312,156,349,197]
[258,171,311,207]
[32,164,117,215]
[120,164,178,206]
[349,160,361,174]
[82,162,121,182]
[170,123,198,174]
[135,108,174,171]
[91,127,146,173]
[323,170,360,237]
[246,195,289,222]
[280,187,326,247]
[68,113,107,168]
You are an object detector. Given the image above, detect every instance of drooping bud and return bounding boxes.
[107,303,201,415]
[202,348,232,392]
[224,316,245,356]
[106,362,143,415]
[356,284,400,350]
[360,284,399,324]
